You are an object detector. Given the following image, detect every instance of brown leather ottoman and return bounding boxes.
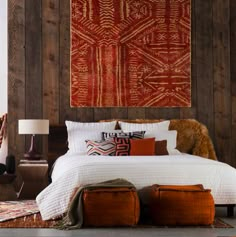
[150,184,215,226]
[82,187,140,227]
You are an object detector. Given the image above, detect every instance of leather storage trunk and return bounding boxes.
[150,184,215,226]
[82,187,140,227]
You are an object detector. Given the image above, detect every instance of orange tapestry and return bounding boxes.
[71,0,191,107]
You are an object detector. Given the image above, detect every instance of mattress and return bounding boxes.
[36,153,236,220]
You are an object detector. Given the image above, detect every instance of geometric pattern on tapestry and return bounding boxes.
[86,140,116,156]
[71,0,191,107]
[113,138,131,156]
[102,131,145,140]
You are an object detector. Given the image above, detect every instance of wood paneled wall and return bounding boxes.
[8,0,236,167]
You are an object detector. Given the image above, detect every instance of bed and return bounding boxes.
[36,119,236,220]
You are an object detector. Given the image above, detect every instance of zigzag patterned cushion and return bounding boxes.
[113,138,131,156]
[102,131,145,140]
[86,140,116,156]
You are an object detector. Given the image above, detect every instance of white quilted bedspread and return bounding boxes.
[36,153,236,220]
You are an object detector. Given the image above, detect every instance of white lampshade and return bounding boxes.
[18,119,49,135]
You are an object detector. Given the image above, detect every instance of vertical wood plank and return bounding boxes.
[128,108,145,119]
[180,0,197,119]
[8,0,25,189]
[145,108,180,120]
[213,0,231,162]
[111,108,128,119]
[25,0,42,152]
[42,0,60,156]
[94,108,111,121]
[145,108,160,119]
[230,0,236,167]
[25,0,42,119]
[42,0,60,124]
[59,0,77,124]
[8,0,26,158]
[195,0,214,137]
[76,108,94,122]
[180,107,196,119]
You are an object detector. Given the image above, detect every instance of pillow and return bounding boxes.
[69,130,105,154]
[130,138,155,156]
[66,120,117,132]
[146,130,181,155]
[102,131,145,140]
[119,120,170,133]
[155,140,169,155]
[65,121,117,153]
[113,137,130,156]
[85,140,116,156]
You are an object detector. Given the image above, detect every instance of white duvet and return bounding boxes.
[36,153,236,220]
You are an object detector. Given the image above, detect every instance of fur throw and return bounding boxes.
[100,119,217,160]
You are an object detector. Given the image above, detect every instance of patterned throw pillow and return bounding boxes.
[85,140,116,156]
[113,137,131,156]
[102,131,145,140]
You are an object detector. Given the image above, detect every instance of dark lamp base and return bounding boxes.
[24,134,42,160]
[24,153,42,160]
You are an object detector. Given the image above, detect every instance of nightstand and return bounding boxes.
[0,174,17,201]
[18,160,48,199]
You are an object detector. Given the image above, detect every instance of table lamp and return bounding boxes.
[18,119,49,160]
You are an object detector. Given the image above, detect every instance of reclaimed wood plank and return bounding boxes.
[59,0,77,123]
[128,108,145,119]
[8,0,26,190]
[195,0,214,137]
[94,108,111,122]
[111,108,128,120]
[25,0,42,119]
[8,0,26,159]
[42,0,60,124]
[180,0,197,119]
[230,0,236,167]
[213,0,231,163]
[145,108,180,120]
[76,108,94,122]
[25,0,42,153]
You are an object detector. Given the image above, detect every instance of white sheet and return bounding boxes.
[36,153,236,220]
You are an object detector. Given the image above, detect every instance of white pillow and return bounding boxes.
[146,130,181,155]
[119,120,170,133]
[65,121,117,153]
[66,120,117,131]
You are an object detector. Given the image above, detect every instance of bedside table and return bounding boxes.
[0,174,17,201]
[18,160,48,199]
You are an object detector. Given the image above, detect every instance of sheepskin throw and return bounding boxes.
[70,0,191,107]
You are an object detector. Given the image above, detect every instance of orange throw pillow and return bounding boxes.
[130,138,155,156]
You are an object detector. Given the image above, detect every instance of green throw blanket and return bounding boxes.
[55,178,136,230]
